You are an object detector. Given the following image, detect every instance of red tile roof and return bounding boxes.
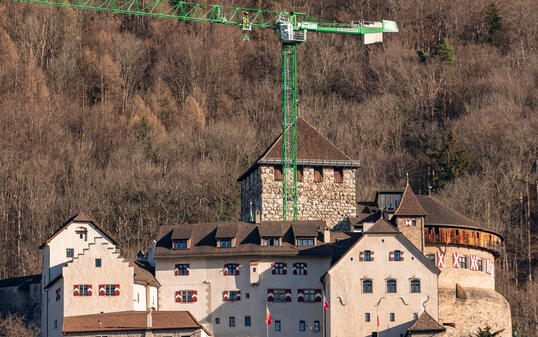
[238,117,358,181]
[63,311,209,334]
[393,185,427,216]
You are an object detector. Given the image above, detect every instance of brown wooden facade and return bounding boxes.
[424,226,502,256]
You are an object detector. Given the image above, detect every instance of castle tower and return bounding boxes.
[237,117,359,227]
[392,184,427,252]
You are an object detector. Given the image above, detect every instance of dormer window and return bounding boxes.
[296,238,315,246]
[220,239,232,248]
[262,237,281,246]
[174,240,188,250]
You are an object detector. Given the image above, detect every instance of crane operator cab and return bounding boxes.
[277,21,307,44]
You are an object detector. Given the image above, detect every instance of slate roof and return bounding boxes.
[292,222,324,237]
[238,117,358,181]
[407,311,445,333]
[155,220,333,259]
[416,196,503,239]
[40,214,119,248]
[394,185,427,216]
[171,225,193,240]
[366,218,398,233]
[62,311,209,334]
[258,221,288,237]
[215,223,238,238]
[131,260,160,288]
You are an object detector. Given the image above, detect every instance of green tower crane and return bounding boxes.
[13,0,398,221]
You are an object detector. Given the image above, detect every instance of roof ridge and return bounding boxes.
[394,185,427,216]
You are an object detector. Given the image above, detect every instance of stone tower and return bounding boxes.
[392,184,427,252]
[237,117,358,227]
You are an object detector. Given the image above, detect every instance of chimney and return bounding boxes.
[146,309,152,329]
[323,227,331,243]
[255,209,261,224]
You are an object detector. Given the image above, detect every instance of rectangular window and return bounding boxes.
[275,320,281,331]
[365,313,371,322]
[273,289,286,302]
[228,290,240,301]
[334,168,343,183]
[215,318,220,325]
[390,313,395,322]
[313,321,320,331]
[477,258,483,271]
[105,284,117,296]
[274,263,286,275]
[176,264,189,276]
[299,320,306,331]
[79,284,90,296]
[302,289,316,302]
[220,239,232,248]
[225,264,239,275]
[95,258,102,267]
[274,166,283,181]
[229,317,235,327]
[297,238,315,246]
[174,240,187,249]
[295,263,307,275]
[314,167,323,182]
[426,254,436,264]
[245,316,251,327]
[394,250,401,261]
[459,255,468,269]
[262,238,281,246]
[410,280,421,293]
[386,280,397,293]
[364,250,372,261]
[362,280,373,293]
[66,248,74,258]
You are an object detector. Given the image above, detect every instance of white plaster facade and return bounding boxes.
[325,231,439,337]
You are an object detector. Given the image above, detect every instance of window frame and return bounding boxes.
[177,264,189,276]
[295,263,307,275]
[390,313,395,322]
[174,240,188,250]
[394,250,401,261]
[299,320,306,331]
[302,289,316,302]
[426,254,435,264]
[275,320,281,332]
[95,258,102,268]
[410,279,421,293]
[386,279,397,293]
[459,255,468,269]
[365,313,371,322]
[273,288,286,302]
[245,316,251,327]
[229,316,235,328]
[364,250,372,261]
[66,248,74,258]
[362,279,373,294]
[273,263,286,275]
[297,238,315,246]
[313,320,320,331]
[220,239,232,248]
[225,263,239,275]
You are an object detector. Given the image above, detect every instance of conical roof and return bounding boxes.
[238,117,358,181]
[407,311,445,332]
[393,185,427,216]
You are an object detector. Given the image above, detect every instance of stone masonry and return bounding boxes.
[241,165,356,227]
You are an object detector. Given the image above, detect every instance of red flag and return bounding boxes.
[323,294,329,311]
[265,306,272,326]
[377,314,380,327]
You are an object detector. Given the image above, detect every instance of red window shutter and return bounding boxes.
[371,251,375,261]
[99,284,105,296]
[223,291,229,301]
[304,263,308,275]
[359,252,364,261]
[400,251,404,261]
[297,289,304,302]
[236,290,241,301]
[73,285,79,296]
[192,290,198,302]
[285,289,292,302]
[223,264,228,276]
[283,263,287,275]
[315,289,322,302]
[186,264,190,275]
[236,264,240,276]
[293,263,297,275]
[271,263,276,275]
[267,289,274,302]
[115,284,120,296]
[176,291,182,302]
[174,264,179,276]
[87,284,92,296]
[389,251,394,261]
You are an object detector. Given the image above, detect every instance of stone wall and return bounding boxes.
[241,165,357,227]
[395,216,425,253]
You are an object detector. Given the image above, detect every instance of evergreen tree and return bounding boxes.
[485,3,501,36]
[472,326,504,337]
[432,38,455,65]
[429,131,468,190]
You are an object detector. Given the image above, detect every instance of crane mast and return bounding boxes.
[14,0,398,221]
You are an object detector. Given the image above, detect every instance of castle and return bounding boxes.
[31,117,511,337]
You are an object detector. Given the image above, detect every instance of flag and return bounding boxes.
[377,314,380,327]
[265,306,272,326]
[323,294,329,311]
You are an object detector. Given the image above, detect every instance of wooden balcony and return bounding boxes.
[424,227,502,256]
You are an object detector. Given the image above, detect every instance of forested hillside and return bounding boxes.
[0,0,536,333]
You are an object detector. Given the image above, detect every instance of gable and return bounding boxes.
[41,214,118,248]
